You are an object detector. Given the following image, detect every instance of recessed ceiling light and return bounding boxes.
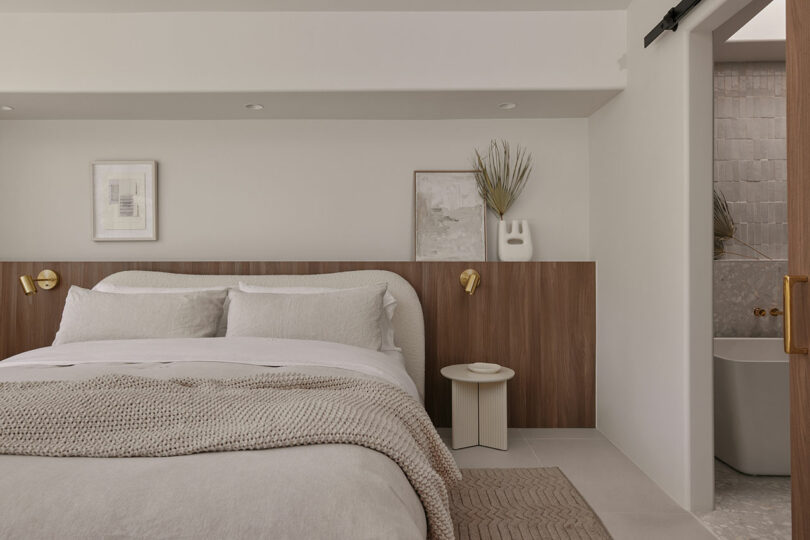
[0,105,13,111]
[497,102,517,110]
[245,104,264,111]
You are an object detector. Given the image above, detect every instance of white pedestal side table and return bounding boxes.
[440,364,515,451]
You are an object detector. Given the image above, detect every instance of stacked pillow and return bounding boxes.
[92,283,230,336]
[235,282,400,352]
[226,284,387,351]
[53,281,399,352]
[53,286,227,345]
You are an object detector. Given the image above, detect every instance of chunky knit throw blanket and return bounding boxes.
[0,373,461,540]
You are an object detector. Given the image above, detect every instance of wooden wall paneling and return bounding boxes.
[0,261,595,428]
[539,263,596,427]
[510,263,535,427]
[437,262,489,428]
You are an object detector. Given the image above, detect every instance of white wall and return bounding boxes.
[589,0,757,512]
[589,0,691,501]
[0,11,626,93]
[0,119,589,261]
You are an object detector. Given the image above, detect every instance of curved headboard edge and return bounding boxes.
[97,270,425,398]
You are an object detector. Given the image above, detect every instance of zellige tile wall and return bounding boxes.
[713,62,786,338]
[714,62,786,261]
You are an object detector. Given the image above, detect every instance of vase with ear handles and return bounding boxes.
[497,219,533,261]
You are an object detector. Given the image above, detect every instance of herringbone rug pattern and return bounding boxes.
[450,468,612,540]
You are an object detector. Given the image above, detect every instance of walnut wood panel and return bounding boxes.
[787,0,810,535]
[0,261,595,428]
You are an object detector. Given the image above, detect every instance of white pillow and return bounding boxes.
[92,283,230,336]
[53,286,228,346]
[226,285,386,351]
[93,283,228,294]
[238,282,400,352]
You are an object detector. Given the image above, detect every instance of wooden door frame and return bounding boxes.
[786,0,810,535]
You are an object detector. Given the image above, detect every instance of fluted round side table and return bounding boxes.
[440,364,515,451]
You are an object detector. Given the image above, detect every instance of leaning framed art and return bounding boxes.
[92,161,157,241]
[414,170,486,261]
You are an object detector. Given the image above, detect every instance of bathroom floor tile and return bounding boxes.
[696,460,791,540]
[528,438,685,514]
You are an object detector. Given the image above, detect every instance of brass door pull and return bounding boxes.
[783,274,808,354]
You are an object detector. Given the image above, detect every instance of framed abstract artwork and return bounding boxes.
[92,161,157,241]
[414,170,486,261]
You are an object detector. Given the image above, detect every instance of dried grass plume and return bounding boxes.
[472,140,533,220]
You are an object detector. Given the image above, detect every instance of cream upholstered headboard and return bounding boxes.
[97,270,426,397]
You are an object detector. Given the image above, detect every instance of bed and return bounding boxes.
[0,270,458,540]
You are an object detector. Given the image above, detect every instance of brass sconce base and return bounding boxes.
[459,269,481,295]
[36,269,59,290]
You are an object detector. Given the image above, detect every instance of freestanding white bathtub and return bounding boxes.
[714,337,790,475]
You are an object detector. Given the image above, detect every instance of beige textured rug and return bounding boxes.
[450,468,612,540]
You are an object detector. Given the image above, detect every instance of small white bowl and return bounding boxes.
[467,362,501,374]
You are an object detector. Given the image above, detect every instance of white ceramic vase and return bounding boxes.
[497,219,533,261]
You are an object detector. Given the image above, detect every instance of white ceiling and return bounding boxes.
[713,0,785,62]
[0,0,631,12]
[728,0,784,42]
[0,90,620,120]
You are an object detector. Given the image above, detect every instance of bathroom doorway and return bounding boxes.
[702,1,792,538]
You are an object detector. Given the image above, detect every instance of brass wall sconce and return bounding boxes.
[459,269,481,295]
[19,269,60,296]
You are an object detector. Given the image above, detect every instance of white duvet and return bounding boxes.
[0,337,430,539]
[0,336,420,400]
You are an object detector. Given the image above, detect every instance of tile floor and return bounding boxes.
[697,460,791,540]
[438,427,717,540]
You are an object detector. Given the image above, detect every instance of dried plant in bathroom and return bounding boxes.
[472,140,533,220]
[714,188,735,257]
[713,187,772,260]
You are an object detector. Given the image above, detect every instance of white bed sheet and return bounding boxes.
[0,337,420,401]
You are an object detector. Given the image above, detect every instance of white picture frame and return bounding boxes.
[414,170,487,261]
[92,161,157,241]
